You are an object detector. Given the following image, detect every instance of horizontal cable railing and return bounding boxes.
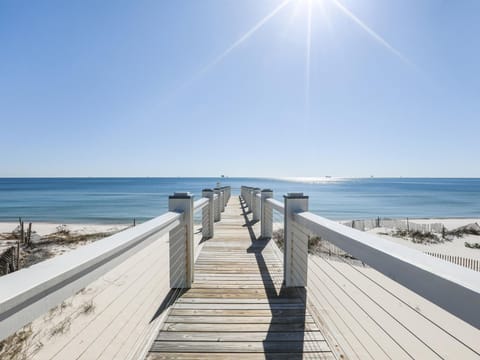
[193,198,209,211]
[295,211,480,328]
[0,211,182,341]
[240,185,480,329]
[266,198,284,213]
[193,197,210,260]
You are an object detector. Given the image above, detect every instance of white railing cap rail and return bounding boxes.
[295,211,480,329]
[0,211,182,340]
[193,197,209,211]
[265,198,284,213]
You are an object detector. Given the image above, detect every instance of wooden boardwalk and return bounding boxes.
[147,196,335,359]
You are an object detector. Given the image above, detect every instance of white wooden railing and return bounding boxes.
[240,185,480,329]
[0,186,231,341]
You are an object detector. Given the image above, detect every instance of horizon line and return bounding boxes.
[0,176,479,179]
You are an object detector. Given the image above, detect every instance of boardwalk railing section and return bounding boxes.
[0,186,231,342]
[240,185,480,329]
[168,186,231,289]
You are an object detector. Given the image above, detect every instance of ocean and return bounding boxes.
[0,178,479,223]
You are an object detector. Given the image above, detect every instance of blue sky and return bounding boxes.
[1,0,479,177]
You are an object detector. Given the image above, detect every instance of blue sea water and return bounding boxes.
[0,178,479,223]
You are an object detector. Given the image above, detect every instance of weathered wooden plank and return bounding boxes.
[194,270,282,274]
[147,353,335,360]
[164,315,315,324]
[175,297,303,304]
[189,280,281,290]
[172,302,307,310]
[194,271,281,275]
[190,280,274,285]
[182,288,284,296]
[169,308,308,317]
[156,331,324,342]
[161,322,320,332]
[192,280,276,284]
[193,277,280,282]
[180,290,294,300]
[194,262,281,266]
[191,284,277,289]
[197,258,280,260]
[150,340,331,353]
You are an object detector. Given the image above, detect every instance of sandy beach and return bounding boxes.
[365,218,480,260]
[0,222,129,237]
[0,222,131,273]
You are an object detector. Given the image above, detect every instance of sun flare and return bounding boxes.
[163,0,412,113]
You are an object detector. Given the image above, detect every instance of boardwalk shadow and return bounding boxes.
[239,197,307,360]
[150,288,187,323]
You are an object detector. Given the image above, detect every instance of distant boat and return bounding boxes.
[221,175,225,178]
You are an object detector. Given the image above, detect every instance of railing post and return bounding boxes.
[221,187,226,208]
[213,188,221,222]
[252,188,261,221]
[284,192,309,288]
[261,189,273,239]
[220,189,225,212]
[168,192,194,288]
[241,186,250,208]
[216,188,225,213]
[226,186,231,202]
[202,189,214,239]
[249,188,254,212]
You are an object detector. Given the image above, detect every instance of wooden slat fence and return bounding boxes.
[342,218,445,233]
[424,252,480,272]
[0,246,18,275]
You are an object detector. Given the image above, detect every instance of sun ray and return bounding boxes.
[316,0,333,34]
[202,0,293,73]
[328,0,413,66]
[278,0,303,41]
[159,0,293,106]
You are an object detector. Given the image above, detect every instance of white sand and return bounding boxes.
[0,222,129,237]
[0,222,132,269]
